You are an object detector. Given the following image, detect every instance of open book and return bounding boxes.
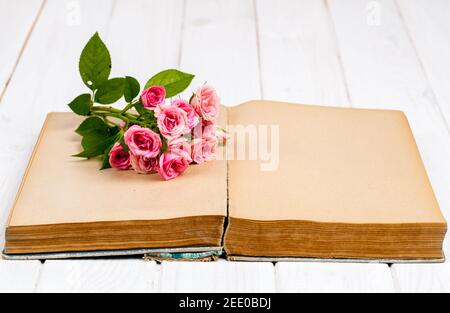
[3,101,447,262]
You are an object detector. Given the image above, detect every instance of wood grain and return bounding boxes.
[276,262,395,293]
[327,0,450,292]
[256,0,349,105]
[0,0,181,292]
[0,0,45,292]
[37,260,159,292]
[328,0,450,248]
[392,263,450,293]
[0,0,44,100]
[0,261,42,293]
[0,0,116,249]
[0,0,449,293]
[156,0,274,293]
[255,0,394,291]
[397,0,450,129]
[160,260,275,292]
[180,0,261,105]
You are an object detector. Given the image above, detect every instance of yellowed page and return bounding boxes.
[228,100,446,225]
[8,112,227,227]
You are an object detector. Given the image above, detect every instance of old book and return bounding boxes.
[3,101,447,262]
[4,112,228,257]
[224,101,447,261]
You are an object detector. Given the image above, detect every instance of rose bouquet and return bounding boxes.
[68,33,226,180]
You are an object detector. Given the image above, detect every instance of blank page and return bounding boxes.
[8,112,227,227]
[228,101,445,225]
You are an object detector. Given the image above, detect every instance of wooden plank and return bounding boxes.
[397,0,450,129]
[390,0,450,293]
[392,263,450,293]
[4,0,446,294]
[160,260,275,292]
[181,0,261,105]
[37,260,159,292]
[327,0,450,291]
[0,0,45,293]
[256,0,394,291]
[327,0,450,245]
[158,0,268,293]
[276,263,395,293]
[0,0,182,292]
[256,0,349,105]
[0,0,182,246]
[0,0,115,290]
[0,0,117,249]
[107,0,182,83]
[0,0,43,100]
[0,261,42,293]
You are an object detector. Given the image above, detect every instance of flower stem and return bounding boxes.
[121,102,135,114]
[92,106,138,119]
[91,105,159,132]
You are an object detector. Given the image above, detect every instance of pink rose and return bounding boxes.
[130,154,159,174]
[124,125,162,158]
[141,86,166,109]
[190,85,220,122]
[156,105,189,139]
[109,143,131,170]
[172,99,200,130]
[192,120,216,140]
[168,137,192,162]
[158,150,191,181]
[191,137,217,164]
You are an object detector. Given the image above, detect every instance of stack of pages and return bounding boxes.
[3,101,447,262]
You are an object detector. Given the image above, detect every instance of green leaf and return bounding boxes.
[75,138,117,159]
[119,135,129,152]
[134,101,152,116]
[79,32,112,90]
[134,101,157,128]
[80,130,108,150]
[68,94,92,116]
[95,78,125,104]
[75,116,108,136]
[124,76,141,102]
[145,69,195,98]
[75,124,120,159]
[76,132,119,158]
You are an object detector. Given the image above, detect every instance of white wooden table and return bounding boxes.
[0,0,449,293]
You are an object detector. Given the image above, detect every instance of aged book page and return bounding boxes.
[8,112,227,227]
[225,100,446,260]
[5,109,228,255]
[228,100,445,224]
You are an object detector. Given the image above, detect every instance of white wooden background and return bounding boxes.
[0,0,449,293]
